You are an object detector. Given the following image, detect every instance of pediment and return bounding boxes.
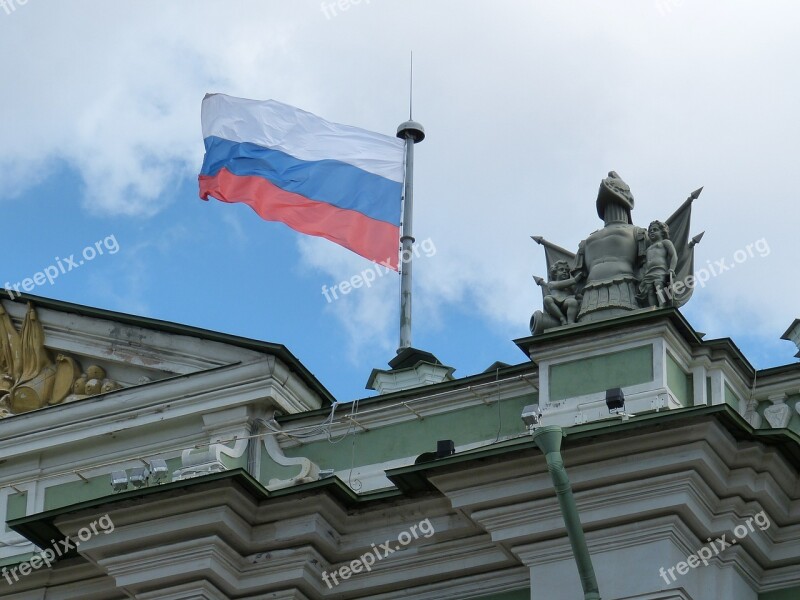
[0,297,267,418]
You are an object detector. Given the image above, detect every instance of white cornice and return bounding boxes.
[3,300,265,376]
[0,356,324,471]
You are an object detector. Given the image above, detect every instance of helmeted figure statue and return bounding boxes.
[531,171,703,335]
[573,171,648,322]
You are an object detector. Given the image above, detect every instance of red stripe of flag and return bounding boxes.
[199,168,400,270]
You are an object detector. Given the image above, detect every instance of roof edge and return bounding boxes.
[1,290,335,406]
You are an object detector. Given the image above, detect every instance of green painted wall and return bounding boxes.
[44,474,113,511]
[43,457,182,511]
[260,446,309,483]
[2,492,32,568]
[6,491,27,522]
[760,587,800,600]
[724,383,739,409]
[666,353,692,406]
[0,552,34,568]
[550,345,653,401]
[283,394,535,472]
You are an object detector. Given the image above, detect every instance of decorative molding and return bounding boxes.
[743,398,762,428]
[764,394,790,429]
[262,412,320,490]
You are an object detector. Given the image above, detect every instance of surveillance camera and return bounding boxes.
[148,459,169,484]
[129,467,150,488]
[110,470,129,492]
[521,404,542,427]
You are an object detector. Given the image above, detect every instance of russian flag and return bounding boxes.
[199,94,406,269]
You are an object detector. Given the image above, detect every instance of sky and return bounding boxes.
[1,0,798,402]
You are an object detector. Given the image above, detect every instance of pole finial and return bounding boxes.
[410,50,413,120]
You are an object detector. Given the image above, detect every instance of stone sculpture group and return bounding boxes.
[531,171,703,335]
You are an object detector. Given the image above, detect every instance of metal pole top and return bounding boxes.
[397,120,425,143]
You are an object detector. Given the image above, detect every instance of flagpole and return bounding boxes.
[396,119,424,352]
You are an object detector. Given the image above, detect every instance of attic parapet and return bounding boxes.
[514,309,800,433]
[275,371,538,449]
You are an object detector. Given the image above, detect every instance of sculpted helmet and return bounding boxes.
[596,171,635,220]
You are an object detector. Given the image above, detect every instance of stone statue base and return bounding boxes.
[577,276,639,323]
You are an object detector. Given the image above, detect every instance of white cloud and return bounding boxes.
[3,0,799,365]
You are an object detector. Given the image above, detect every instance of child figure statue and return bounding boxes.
[537,259,581,325]
[638,220,677,307]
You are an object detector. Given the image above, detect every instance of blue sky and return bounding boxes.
[2,1,798,401]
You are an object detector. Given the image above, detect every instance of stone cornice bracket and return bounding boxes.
[173,437,250,482]
[260,410,320,490]
[173,406,252,481]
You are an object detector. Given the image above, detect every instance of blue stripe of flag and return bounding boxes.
[200,136,403,226]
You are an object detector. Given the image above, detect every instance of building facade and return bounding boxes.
[0,291,799,599]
